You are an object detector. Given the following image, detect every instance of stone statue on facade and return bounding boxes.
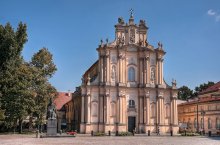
[118,17,125,24]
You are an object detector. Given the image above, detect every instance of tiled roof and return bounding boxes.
[178,97,220,106]
[199,81,220,95]
[54,92,72,110]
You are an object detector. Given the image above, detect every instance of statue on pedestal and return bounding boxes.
[47,98,57,120]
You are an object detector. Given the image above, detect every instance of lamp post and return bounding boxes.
[196,97,200,133]
[201,110,206,135]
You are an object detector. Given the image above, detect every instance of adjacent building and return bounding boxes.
[64,87,81,132]
[54,92,72,131]
[178,82,220,134]
[80,13,179,134]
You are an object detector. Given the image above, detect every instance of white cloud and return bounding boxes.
[207,9,216,16]
[207,9,220,22]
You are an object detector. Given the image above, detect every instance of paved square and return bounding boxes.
[0,134,220,145]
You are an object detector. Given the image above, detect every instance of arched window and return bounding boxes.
[129,100,135,108]
[165,104,170,117]
[208,118,212,129]
[128,67,135,81]
[150,103,155,118]
[216,118,220,129]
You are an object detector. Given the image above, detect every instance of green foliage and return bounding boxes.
[118,132,133,136]
[30,48,57,127]
[193,81,215,97]
[181,132,200,136]
[178,81,215,100]
[93,132,105,136]
[0,22,57,133]
[178,86,193,100]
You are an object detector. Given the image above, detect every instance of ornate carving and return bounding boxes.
[130,28,135,43]
[150,67,155,83]
[118,17,125,25]
[111,65,116,81]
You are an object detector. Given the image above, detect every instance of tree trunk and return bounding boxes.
[29,114,33,131]
[19,119,23,134]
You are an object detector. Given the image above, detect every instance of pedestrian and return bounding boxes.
[157,127,160,135]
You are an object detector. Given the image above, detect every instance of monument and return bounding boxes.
[47,98,57,136]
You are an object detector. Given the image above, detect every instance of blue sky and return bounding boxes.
[1,0,220,92]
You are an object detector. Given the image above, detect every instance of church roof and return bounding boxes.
[54,92,72,110]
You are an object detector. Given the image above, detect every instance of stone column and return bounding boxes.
[100,56,104,83]
[81,95,85,123]
[86,95,91,123]
[161,59,164,85]
[119,96,123,123]
[146,57,150,84]
[105,95,110,124]
[99,95,103,123]
[139,58,143,84]
[106,53,110,84]
[119,56,122,83]
[139,96,143,124]
[146,95,150,125]
[173,98,178,125]
[143,58,147,84]
[156,60,159,84]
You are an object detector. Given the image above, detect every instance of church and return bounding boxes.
[80,12,178,134]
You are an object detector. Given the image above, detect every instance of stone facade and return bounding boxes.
[80,14,178,134]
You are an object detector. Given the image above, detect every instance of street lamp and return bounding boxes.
[201,110,206,135]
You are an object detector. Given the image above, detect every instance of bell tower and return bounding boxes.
[115,9,149,46]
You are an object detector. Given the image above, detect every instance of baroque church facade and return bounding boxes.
[80,13,178,134]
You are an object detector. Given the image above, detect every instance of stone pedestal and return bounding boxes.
[47,119,57,136]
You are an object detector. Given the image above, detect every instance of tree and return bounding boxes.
[193,81,215,97]
[30,48,57,132]
[178,86,193,100]
[0,22,57,133]
[0,22,29,132]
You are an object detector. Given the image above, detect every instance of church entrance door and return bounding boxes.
[128,116,136,132]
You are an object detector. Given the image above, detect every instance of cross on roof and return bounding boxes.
[129,9,134,17]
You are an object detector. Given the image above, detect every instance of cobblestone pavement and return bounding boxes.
[0,134,220,145]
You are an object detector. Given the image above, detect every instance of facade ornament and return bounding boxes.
[139,19,146,25]
[87,75,91,85]
[100,39,103,46]
[158,41,163,49]
[111,65,116,81]
[172,79,177,88]
[118,17,125,24]
[151,67,155,82]
[145,39,148,46]
[130,28,135,43]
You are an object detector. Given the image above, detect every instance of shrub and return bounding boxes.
[118,132,133,136]
[94,132,105,136]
